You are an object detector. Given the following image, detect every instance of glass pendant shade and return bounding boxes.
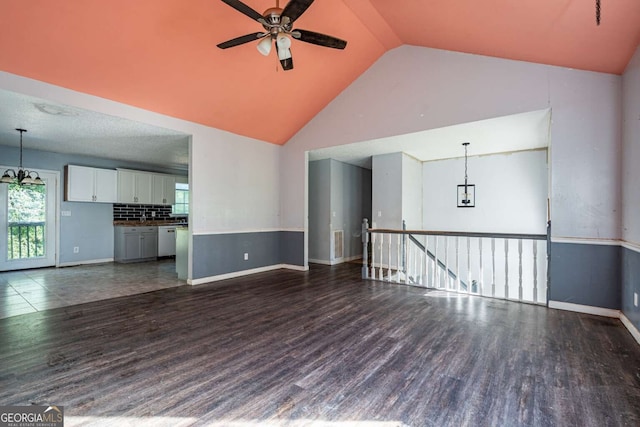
[257,37,272,56]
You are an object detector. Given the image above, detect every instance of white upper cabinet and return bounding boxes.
[65,165,117,203]
[152,174,175,205]
[117,169,152,204]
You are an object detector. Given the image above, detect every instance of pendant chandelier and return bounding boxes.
[1,128,45,186]
[457,142,475,208]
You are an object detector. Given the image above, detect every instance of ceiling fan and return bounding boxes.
[217,0,347,71]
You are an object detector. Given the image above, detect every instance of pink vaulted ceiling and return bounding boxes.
[0,1,639,145]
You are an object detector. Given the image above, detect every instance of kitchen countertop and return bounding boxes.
[113,220,188,226]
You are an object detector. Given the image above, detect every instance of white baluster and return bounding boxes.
[444,236,450,290]
[387,234,392,281]
[424,235,429,287]
[371,233,376,280]
[518,239,523,301]
[467,237,471,294]
[456,236,460,292]
[433,236,441,289]
[491,238,496,298]
[504,239,509,300]
[419,250,423,285]
[397,234,401,284]
[378,233,384,280]
[533,240,538,304]
[479,238,484,296]
[413,244,420,283]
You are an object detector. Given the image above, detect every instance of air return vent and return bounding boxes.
[333,230,344,260]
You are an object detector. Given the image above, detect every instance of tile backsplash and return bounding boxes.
[113,204,173,222]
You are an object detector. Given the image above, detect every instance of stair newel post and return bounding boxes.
[362,218,369,279]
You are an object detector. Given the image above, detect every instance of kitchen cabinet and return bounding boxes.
[152,174,176,205]
[65,165,117,203]
[114,226,158,262]
[117,169,153,204]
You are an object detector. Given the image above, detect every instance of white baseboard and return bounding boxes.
[189,263,308,285]
[549,300,640,347]
[548,300,620,318]
[620,313,640,346]
[58,258,114,268]
[308,258,333,265]
[309,256,362,266]
[281,264,309,272]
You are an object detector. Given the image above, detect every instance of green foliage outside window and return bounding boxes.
[172,183,189,216]
[7,183,46,260]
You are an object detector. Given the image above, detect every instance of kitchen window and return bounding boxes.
[172,183,189,216]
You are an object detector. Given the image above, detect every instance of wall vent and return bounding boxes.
[333,230,344,260]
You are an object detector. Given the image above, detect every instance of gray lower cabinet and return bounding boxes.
[114,226,158,263]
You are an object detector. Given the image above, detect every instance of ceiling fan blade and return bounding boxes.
[291,29,347,49]
[281,0,314,25]
[220,0,266,24]
[217,32,264,49]
[275,43,294,71]
[280,57,294,71]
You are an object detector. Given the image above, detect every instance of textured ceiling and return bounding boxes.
[0,89,189,169]
[0,0,638,147]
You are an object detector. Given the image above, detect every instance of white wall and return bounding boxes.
[422,150,548,234]
[283,45,622,250]
[402,154,423,230]
[622,46,640,246]
[371,153,403,229]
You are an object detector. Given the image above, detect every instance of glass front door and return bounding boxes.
[0,169,57,271]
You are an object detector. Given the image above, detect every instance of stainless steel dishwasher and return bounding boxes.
[157,225,177,257]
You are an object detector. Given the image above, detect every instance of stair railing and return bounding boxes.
[362,219,550,305]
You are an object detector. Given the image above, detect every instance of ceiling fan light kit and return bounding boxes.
[218,0,347,71]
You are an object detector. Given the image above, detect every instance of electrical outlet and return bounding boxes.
[244,253,249,261]
[634,292,638,307]
[73,246,79,254]
[61,211,71,217]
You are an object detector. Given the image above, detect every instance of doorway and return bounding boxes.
[0,169,57,271]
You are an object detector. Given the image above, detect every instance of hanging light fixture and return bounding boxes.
[0,129,45,186]
[457,142,474,208]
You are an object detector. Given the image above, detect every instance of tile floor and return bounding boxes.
[0,259,185,319]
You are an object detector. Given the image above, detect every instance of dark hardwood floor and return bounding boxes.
[1,263,639,426]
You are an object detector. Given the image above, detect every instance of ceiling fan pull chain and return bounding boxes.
[596,0,601,25]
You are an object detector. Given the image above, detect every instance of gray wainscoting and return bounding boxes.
[622,246,640,331]
[192,231,304,279]
[550,242,621,310]
[280,231,305,267]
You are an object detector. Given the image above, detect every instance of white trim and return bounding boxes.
[191,228,304,236]
[281,264,309,271]
[550,236,620,246]
[58,258,114,268]
[621,240,640,253]
[188,263,307,285]
[192,228,280,236]
[620,313,640,346]
[309,258,333,265]
[548,300,620,318]
[309,255,363,266]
